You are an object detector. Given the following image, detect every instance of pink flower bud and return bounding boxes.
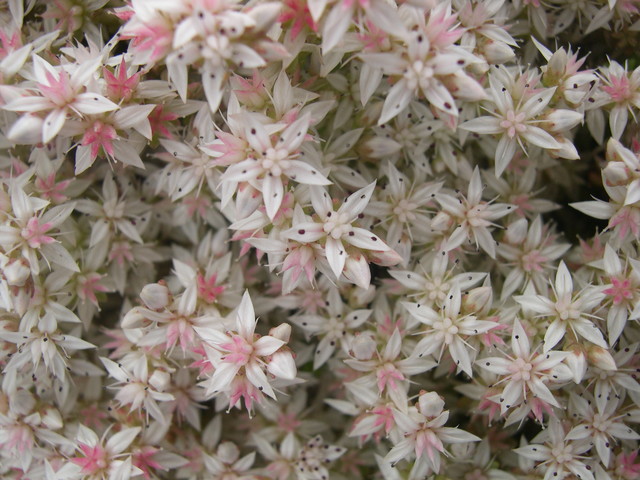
[140,283,170,310]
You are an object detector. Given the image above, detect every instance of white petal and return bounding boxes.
[286,160,331,185]
[459,117,503,135]
[521,126,560,150]
[277,113,310,152]
[345,227,390,251]
[73,93,119,115]
[262,174,284,221]
[554,261,573,298]
[543,320,566,352]
[202,65,226,113]
[321,4,352,53]
[42,108,67,143]
[325,236,346,279]
[254,335,285,356]
[572,319,607,348]
[245,362,275,398]
[495,135,517,177]
[237,290,256,339]
[378,81,413,125]
[512,320,530,357]
[267,351,297,379]
[339,182,376,219]
[106,427,141,454]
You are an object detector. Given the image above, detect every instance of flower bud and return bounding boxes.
[483,41,515,65]
[269,323,291,343]
[545,109,583,132]
[121,306,148,329]
[41,407,63,430]
[149,369,171,392]
[351,333,377,360]
[343,254,371,289]
[217,441,240,464]
[463,286,493,314]
[140,283,170,310]
[603,161,630,186]
[267,350,297,380]
[587,345,617,371]
[565,346,587,383]
[4,259,31,286]
[418,390,445,418]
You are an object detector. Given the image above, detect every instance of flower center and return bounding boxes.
[499,110,527,138]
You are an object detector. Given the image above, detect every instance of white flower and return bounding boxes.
[514,417,594,480]
[220,112,330,221]
[460,75,578,176]
[515,261,607,352]
[284,182,400,285]
[404,284,496,377]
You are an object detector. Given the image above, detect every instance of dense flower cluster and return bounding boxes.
[1,0,640,479]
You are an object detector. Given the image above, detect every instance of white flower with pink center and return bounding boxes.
[194,291,297,410]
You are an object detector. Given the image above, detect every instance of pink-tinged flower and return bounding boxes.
[194,291,297,409]
[477,319,568,416]
[345,328,435,405]
[613,450,640,480]
[514,417,594,480]
[76,272,109,307]
[599,61,640,139]
[279,0,317,41]
[103,58,141,103]
[593,243,640,344]
[4,56,119,143]
[34,173,71,204]
[386,391,480,473]
[498,216,571,299]
[70,424,142,480]
[515,261,607,352]
[1,183,78,274]
[81,120,117,160]
[317,0,406,54]
[147,105,180,139]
